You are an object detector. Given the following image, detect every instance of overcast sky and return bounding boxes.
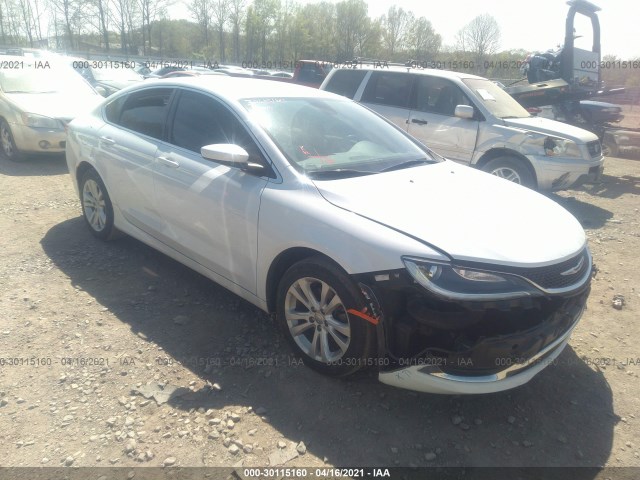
[283,0,639,59]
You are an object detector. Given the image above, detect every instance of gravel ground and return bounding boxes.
[0,153,638,479]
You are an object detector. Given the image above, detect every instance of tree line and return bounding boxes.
[1,0,637,85]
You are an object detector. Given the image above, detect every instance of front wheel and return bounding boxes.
[80,169,118,240]
[602,136,619,158]
[0,119,23,162]
[482,156,535,189]
[276,257,376,377]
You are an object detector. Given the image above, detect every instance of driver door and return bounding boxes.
[153,89,270,294]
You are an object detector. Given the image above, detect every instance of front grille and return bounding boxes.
[587,140,602,157]
[457,249,591,292]
[498,249,590,290]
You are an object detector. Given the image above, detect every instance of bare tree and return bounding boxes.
[335,0,368,61]
[381,6,410,58]
[138,0,168,55]
[405,16,441,62]
[95,0,110,51]
[457,14,501,69]
[188,0,211,49]
[111,0,138,53]
[228,0,245,62]
[51,0,80,50]
[211,0,230,62]
[17,0,34,46]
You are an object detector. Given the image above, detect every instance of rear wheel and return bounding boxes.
[0,119,23,162]
[80,169,118,240]
[482,156,535,189]
[276,257,376,377]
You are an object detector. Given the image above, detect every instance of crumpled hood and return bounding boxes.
[314,161,586,267]
[7,92,102,121]
[504,116,599,143]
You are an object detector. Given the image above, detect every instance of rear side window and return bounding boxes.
[113,88,173,139]
[361,72,413,108]
[324,70,367,99]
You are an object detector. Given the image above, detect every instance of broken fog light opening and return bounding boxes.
[402,257,542,301]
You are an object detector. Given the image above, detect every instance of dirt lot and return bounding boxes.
[0,152,639,479]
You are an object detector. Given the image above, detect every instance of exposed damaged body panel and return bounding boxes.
[352,248,591,394]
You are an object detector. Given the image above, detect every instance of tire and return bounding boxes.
[276,256,377,377]
[482,156,535,189]
[602,136,619,158]
[79,169,118,241]
[0,119,24,162]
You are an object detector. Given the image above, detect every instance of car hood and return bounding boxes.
[503,116,598,143]
[7,92,102,121]
[313,161,586,267]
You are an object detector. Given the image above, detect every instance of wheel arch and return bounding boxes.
[265,247,341,314]
[75,161,99,193]
[475,148,538,186]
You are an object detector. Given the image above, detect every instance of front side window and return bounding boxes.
[116,88,173,139]
[413,77,472,116]
[361,72,413,108]
[170,90,264,163]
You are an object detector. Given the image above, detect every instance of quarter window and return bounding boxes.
[114,88,173,139]
[361,72,413,108]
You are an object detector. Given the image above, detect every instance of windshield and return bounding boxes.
[462,78,530,119]
[240,97,436,178]
[91,67,143,82]
[0,65,96,95]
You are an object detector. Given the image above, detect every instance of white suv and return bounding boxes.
[321,66,604,191]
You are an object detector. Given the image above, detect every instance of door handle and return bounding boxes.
[100,136,116,146]
[157,156,179,168]
[411,119,428,125]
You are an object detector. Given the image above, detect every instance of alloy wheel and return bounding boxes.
[284,277,351,363]
[82,179,107,232]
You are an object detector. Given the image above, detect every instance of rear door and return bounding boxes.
[153,89,271,294]
[96,87,174,235]
[406,76,479,163]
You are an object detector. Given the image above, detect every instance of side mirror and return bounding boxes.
[455,105,475,119]
[201,144,264,174]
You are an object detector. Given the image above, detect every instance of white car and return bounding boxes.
[66,77,592,394]
[0,56,102,161]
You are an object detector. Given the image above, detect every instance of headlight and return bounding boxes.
[402,257,541,301]
[542,136,582,158]
[21,113,60,129]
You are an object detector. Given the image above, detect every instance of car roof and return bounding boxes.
[336,64,487,81]
[139,76,340,100]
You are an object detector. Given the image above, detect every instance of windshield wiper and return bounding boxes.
[380,159,436,172]
[306,169,374,180]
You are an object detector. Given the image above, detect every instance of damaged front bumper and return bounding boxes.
[378,319,577,394]
[353,254,591,395]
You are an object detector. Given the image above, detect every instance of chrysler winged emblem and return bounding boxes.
[560,257,585,276]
